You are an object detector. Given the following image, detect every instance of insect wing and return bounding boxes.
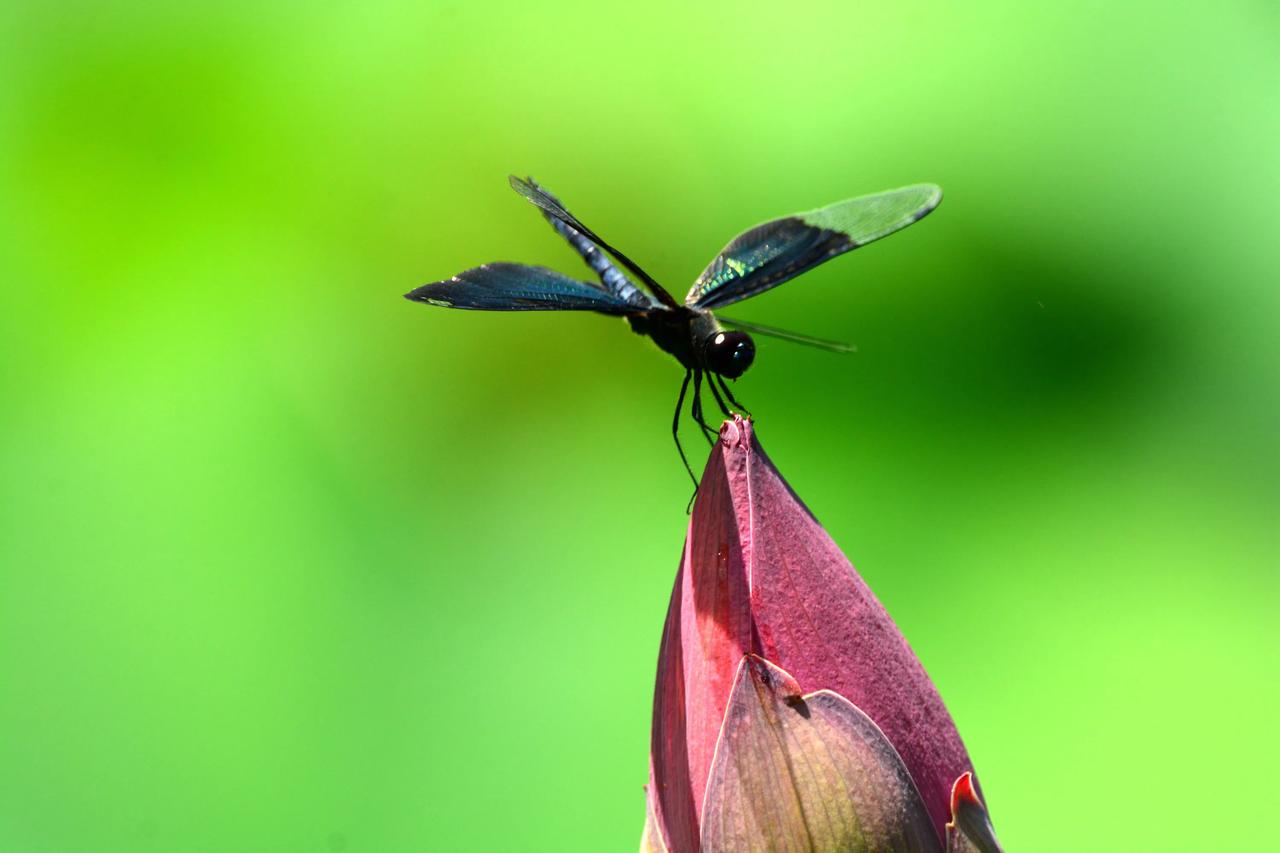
[509,175,680,309]
[524,178,656,310]
[509,176,591,237]
[686,184,941,310]
[406,262,638,314]
[716,315,856,353]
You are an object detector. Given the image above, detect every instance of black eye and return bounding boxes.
[705,331,755,378]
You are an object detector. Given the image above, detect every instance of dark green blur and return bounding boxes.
[2,3,1276,851]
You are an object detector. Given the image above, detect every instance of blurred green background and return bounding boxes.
[2,2,1276,851]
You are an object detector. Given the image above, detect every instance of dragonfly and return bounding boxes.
[407,176,941,486]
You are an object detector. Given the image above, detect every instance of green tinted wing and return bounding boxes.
[686,184,941,309]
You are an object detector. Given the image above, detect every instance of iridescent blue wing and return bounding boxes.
[509,175,680,309]
[522,178,657,310]
[405,263,638,314]
[686,184,942,310]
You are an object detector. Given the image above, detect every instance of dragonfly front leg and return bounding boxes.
[671,368,698,489]
[690,369,718,445]
[713,372,751,417]
[706,370,732,418]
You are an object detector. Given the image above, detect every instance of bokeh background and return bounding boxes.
[2,2,1277,851]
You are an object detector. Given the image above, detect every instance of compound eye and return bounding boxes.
[705,331,755,378]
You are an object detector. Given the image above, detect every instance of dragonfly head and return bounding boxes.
[704,330,755,379]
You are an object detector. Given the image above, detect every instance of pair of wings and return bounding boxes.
[406,176,941,317]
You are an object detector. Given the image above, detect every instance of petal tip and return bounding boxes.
[742,654,803,702]
[950,772,979,813]
[948,771,1004,853]
[717,415,752,449]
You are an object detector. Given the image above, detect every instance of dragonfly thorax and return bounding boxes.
[628,308,753,378]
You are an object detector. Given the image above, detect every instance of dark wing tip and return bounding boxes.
[404,282,455,307]
[508,175,549,208]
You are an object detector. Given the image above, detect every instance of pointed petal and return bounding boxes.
[946,773,1004,853]
[640,785,670,853]
[732,416,978,838]
[700,656,940,853]
[649,442,757,852]
[649,416,980,846]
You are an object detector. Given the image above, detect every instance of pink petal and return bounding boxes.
[700,655,939,853]
[640,785,670,853]
[648,416,978,848]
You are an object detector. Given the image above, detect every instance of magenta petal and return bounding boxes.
[641,786,670,853]
[700,655,939,853]
[649,417,978,848]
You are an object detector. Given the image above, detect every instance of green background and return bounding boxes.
[2,2,1276,851]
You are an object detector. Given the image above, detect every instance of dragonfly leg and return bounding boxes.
[672,369,698,489]
[714,372,751,417]
[706,370,732,418]
[690,369,717,445]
